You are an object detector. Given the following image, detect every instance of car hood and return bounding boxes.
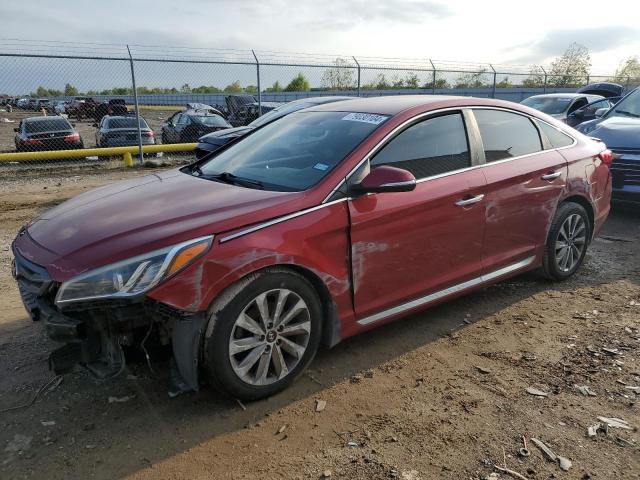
[199,126,252,145]
[582,116,640,149]
[24,169,302,276]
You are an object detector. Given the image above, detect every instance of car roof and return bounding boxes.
[306,95,537,116]
[305,95,467,115]
[24,116,69,122]
[526,93,597,99]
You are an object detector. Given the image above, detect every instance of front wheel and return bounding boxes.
[541,202,590,281]
[204,270,322,400]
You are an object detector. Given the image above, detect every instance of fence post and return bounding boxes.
[429,59,436,95]
[252,50,261,116]
[489,64,497,98]
[126,45,143,164]
[541,66,548,93]
[353,56,361,97]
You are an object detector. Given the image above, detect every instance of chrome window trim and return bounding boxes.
[357,256,535,326]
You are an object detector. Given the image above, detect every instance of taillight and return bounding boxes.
[21,139,43,145]
[142,131,154,137]
[64,133,80,143]
[598,149,613,166]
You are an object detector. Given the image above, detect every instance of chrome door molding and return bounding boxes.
[357,256,535,326]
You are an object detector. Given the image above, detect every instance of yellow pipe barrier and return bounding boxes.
[0,143,197,166]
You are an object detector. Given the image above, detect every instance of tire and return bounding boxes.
[204,269,322,400]
[540,202,591,281]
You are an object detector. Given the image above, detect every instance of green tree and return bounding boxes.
[266,81,283,92]
[454,69,489,88]
[548,43,591,87]
[285,73,310,92]
[180,83,192,93]
[321,58,355,90]
[424,76,450,89]
[496,77,513,88]
[64,83,79,96]
[244,85,258,93]
[614,56,640,82]
[363,73,391,90]
[404,72,420,89]
[224,81,243,93]
[522,66,545,88]
[35,86,49,97]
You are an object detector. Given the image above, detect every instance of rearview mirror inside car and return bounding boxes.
[351,165,416,195]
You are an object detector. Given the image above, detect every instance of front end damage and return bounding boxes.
[13,246,206,393]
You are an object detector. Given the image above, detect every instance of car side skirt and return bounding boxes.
[357,256,536,326]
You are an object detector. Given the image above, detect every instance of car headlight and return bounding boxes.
[55,235,213,306]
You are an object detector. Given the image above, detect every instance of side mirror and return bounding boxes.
[351,165,416,195]
[595,108,608,118]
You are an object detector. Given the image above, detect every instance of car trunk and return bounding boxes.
[27,130,74,149]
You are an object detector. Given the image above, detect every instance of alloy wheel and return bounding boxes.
[554,213,586,272]
[228,288,311,386]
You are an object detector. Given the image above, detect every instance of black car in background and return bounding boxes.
[577,87,640,207]
[161,107,232,144]
[194,96,352,159]
[95,115,155,147]
[14,117,83,152]
[520,93,606,124]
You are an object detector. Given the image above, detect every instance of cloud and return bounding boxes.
[506,26,640,64]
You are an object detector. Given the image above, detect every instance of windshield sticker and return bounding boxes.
[342,113,388,125]
[313,163,329,171]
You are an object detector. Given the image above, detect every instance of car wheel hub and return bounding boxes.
[555,214,586,272]
[228,288,311,386]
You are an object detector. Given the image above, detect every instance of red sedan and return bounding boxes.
[12,96,612,400]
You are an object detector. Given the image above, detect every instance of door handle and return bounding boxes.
[455,194,485,206]
[541,171,562,181]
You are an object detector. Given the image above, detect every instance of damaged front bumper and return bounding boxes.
[13,246,207,392]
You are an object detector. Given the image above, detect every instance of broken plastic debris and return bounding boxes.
[526,387,549,397]
[597,416,633,430]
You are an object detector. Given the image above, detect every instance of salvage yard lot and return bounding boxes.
[0,169,638,480]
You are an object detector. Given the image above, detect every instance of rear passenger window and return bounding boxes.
[537,121,574,148]
[370,113,470,180]
[474,109,542,162]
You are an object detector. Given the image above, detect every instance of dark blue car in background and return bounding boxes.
[577,87,640,207]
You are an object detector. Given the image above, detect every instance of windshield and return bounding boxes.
[107,118,148,129]
[521,96,573,114]
[249,101,312,128]
[199,111,388,191]
[25,119,70,133]
[195,115,230,127]
[606,88,640,118]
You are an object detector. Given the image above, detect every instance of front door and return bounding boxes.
[348,112,487,322]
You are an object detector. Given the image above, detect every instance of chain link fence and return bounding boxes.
[0,40,638,175]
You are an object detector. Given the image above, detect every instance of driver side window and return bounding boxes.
[370,113,471,180]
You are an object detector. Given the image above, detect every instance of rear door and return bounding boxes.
[348,111,487,323]
[471,108,568,273]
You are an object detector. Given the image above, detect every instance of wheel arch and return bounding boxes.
[202,263,342,355]
[559,194,595,240]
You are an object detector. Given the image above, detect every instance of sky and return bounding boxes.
[1,0,639,94]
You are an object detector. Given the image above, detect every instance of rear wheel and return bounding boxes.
[204,270,322,400]
[541,202,590,281]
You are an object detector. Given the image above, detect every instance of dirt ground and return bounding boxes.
[0,168,638,480]
[0,107,182,153]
